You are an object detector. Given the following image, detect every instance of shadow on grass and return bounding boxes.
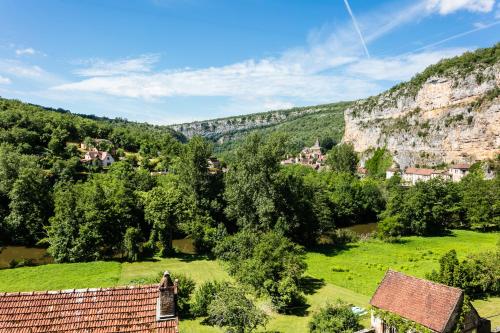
[172,252,214,263]
[307,243,359,257]
[300,276,325,295]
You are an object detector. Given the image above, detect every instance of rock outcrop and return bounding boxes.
[343,56,499,168]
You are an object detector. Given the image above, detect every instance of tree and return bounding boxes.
[48,126,69,156]
[142,185,187,256]
[460,173,499,230]
[224,133,287,231]
[206,285,268,333]
[309,300,362,333]
[380,178,461,236]
[365,148,392,179]
[326,144,358,174]
[427,249,500,297]
[215,231,306,311]
[175,136,226,252]
[123,227,141,261]
[5,166,52,244]
[191,280,229,317]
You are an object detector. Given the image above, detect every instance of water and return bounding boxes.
[342,222,378,235]
[172,238,196,254]
[0,246,53,269]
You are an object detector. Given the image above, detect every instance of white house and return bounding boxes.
[449,164,470,182]
[402,167,434,185]
[81,149,115,167]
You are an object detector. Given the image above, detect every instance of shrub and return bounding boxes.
[330,229,359,245]
[206,285,269,333]
[191,280,228,317]
[309,300,362,333]
[215,231,307,312]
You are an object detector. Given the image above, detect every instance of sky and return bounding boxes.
[0,0,499,125]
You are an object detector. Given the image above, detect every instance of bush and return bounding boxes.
[206,285,269,333]
[309,300,362,333]
[191,280,228,317]
[330,229,359,245]
[215,231,307,312]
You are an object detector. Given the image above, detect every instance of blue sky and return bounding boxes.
[0,0,499,124]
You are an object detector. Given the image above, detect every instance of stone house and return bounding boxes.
[0,271,179,332]
[402,167,434,185]
[449,164,470,182]
[370,270,491,333]
[81,149,115,167]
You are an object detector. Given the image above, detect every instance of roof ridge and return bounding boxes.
[0,283,160,297]
[388,270,464,294]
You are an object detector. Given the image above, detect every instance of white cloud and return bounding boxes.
[426,0,496,15]
[15,48,36,56]
[0,59,46,79]
[74,54,160,77]
[0,75,11,84]
[347,48,467,81]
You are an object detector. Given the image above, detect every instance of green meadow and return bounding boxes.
[0,229,498,332]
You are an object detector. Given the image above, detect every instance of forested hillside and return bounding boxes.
[171,102,350,158]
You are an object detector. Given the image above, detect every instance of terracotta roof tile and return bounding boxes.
[405,167,435,176]
[370,270,463,332]
[0,285,178,333]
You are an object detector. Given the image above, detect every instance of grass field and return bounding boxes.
[0,230,498,332]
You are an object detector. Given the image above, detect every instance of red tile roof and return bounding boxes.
[450,164,470,170]
[405,167,434,176]
[370,270,463,333]
[0,285,178,333]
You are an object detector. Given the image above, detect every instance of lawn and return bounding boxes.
[306,230,499,295]
[0,229,498,332]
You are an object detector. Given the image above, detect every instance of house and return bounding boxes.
[0,271,179,332]
[370,270,491,333]
[449,164,470,182]
[81,149,115,167]
[402,167,434,185]
[385,168,400,179]
[431,169,452,181]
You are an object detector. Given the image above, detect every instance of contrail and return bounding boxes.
[343,0,370,58]
[411,20,500,53]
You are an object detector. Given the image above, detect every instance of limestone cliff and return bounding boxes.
[343,46,500,168]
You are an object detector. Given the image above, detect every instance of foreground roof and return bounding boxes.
[370,270,463,332]
[0,285,178,333]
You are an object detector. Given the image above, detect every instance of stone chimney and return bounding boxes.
[157,271,178,321]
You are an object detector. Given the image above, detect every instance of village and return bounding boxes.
[281,139,495,185]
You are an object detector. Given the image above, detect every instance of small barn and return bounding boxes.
[369,270,491,333]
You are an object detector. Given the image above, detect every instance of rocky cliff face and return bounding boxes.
[343,61,499,168]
